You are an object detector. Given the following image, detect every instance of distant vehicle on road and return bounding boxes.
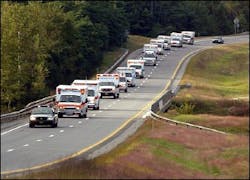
[140,50,157,66]
[119,76,128,93]
[212,37,224,44]
[181,31,195,45]
[29,105,58,128]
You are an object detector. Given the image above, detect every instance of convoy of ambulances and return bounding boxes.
[71,80,101,110]
[55,85,88,118]
[127,59,145,79]
[116,67,136,87]
[96,74,120,99]
[141,50,157,66]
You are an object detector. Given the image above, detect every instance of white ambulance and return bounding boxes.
[96,74,120,99]
[72,80,101,110]
[116,67,136,87]
[55,85,88,118]
[143,43,158,54]
[127,59,145,79]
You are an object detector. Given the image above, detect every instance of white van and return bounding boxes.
[150,39,164,54]
[116,67,136,87]
[170,32,183,47]
[55,85,88,118]
[72,80,101,110]
[127,59,145,78]
[181,31,195,45]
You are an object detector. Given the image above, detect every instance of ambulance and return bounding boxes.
[127,59,145,79]
[143,44,158,54]
[96,74,120,99]
[55,85,88,118]
[116,67,136,87]
[72,80,101,110]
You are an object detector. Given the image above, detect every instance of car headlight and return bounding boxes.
[76,107,80,110]
[48,116,54,120]
[30,116,36,121]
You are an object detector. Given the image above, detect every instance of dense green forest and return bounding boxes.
[1,1,249,113]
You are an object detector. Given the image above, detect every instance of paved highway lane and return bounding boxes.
[1,35,248,174]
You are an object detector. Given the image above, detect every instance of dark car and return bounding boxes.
[29,106,58,128]
[212,37,224,44]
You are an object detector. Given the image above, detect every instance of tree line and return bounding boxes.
[1,1,249,113]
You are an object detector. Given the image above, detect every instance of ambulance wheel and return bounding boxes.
[58,113,63,118]
[113,94,116,99]
[83,113,87,118]
[117,94,119,98]
[29,123,35,128]
[125,89,128,93]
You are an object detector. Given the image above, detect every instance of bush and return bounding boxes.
[176,102,195,114]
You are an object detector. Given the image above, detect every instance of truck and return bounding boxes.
[150,39,164,54]
[127,59,145,79]
[116,67,136,87]
[140,50,157,66]
[170,32,183,47]
[181,31,195,45]
[143,43,158,54]
[71,80,101,110]
[96,74,120,99]
[55,85,88,118]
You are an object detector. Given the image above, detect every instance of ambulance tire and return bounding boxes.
[58,113,63,118]
[117,94,119,98]
[83,113,87,118]
[29,123,35,128]
[125,89,128,93]
[113,94,116,99]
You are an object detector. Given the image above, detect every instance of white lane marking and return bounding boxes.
[143,80,145,83]
[108,105,112,108]
[99,111,103,113]
[69,125,74,128]
[124,96,127,98]
[49,134,55,137]
[7,149,15,152]
[36,139,42,142]
[85,118,89,120]
[78,121,82,124]
[60,130,64,133]
[156,63,159,66]
[137,86,140,89]
[23,144,29,147]
[117,99,120,102]
[148,75,151,77]
[1,123,28,136]
[150,72,153,74]
[167,53,170,55]
[145,78,148,80]
[154,66,157,69]
[140,83,143,86]
[92,114,96,117]
[104,107,108,110]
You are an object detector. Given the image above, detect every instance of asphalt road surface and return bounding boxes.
[1,34,249,174]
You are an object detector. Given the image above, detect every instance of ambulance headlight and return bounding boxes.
[76,107,80,110]
[30,116,36,121]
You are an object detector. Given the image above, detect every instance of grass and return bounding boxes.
[163,43,249,134]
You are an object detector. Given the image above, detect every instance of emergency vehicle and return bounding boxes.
[116,67,136,87]
[143,44,158,54]
[72,80,101,110]
[150,39,164,54]
[127,59,145,79]
[55,85,88,118]
[96,74,120,99]
[141,50,157,66]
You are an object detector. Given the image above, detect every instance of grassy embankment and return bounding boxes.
[161,43,249,135]
[15,42,249,179]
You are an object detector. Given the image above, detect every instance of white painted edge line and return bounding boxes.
[1,123,29,136]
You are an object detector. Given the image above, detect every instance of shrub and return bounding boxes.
[176,102,195,114]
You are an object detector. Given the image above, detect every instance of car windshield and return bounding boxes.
[183,35,191,38]
[99,82,115,86]
[125,73,132,77]
[172,38,180,41]
[119,77,126,82]
[31,107,53,115]
[144,53,155,58]
[59,95,81,103]
[130,65,141,69]
[88,89,95,97]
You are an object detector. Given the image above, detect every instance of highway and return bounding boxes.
[1,34,249,175]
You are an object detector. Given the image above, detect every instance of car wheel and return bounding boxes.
[117,94,119,98]
[113,94,116,99]
[125,89,128,93]
[83,113,87,118]
[29,123,35,128]
[58,113,63,118]
[96,105,99,110]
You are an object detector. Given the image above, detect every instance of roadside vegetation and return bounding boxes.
[1,1,249,113]
[161,43,249,135]
[14,43,249,179]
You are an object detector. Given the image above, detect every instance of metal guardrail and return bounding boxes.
[1,49,129,123]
